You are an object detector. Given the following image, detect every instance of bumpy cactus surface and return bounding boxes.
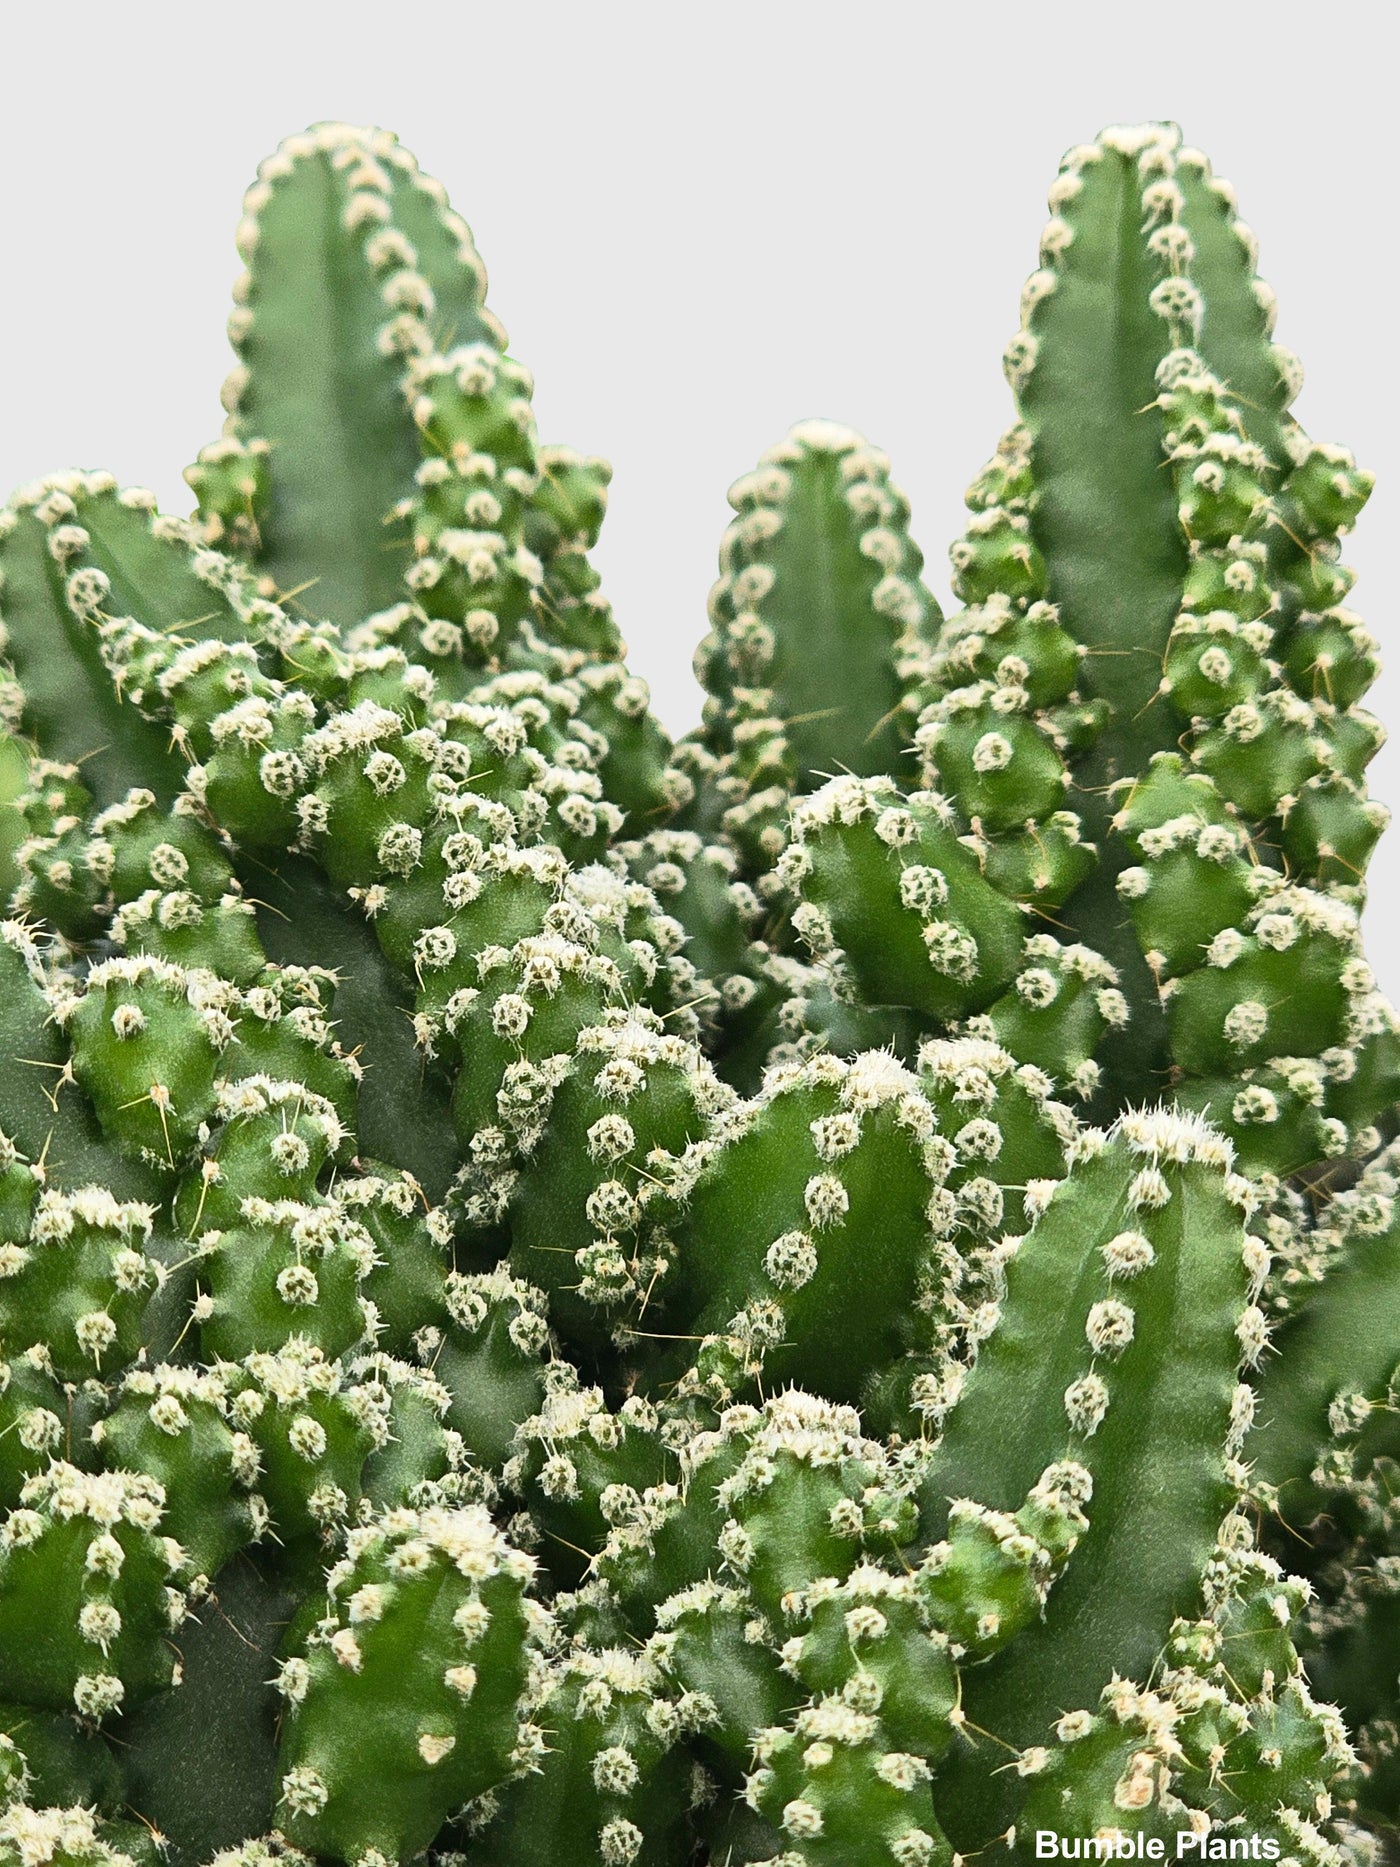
[0,119,1395,1867]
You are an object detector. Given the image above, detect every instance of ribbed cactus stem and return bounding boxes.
[210,123,503,625]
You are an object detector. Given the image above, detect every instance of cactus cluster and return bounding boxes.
[0,119,1395,1867]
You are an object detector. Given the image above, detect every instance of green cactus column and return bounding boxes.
[924,1107,1262,1847]
[204,123,504,623]
[694,422,940,867]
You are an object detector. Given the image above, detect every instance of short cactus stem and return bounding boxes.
[273,1503,546,1864]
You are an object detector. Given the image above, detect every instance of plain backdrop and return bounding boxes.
[2,1,1396,990]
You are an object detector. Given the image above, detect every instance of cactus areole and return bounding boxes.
[0,119,1395,1867]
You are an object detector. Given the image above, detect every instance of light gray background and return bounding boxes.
[3,2,1396,987]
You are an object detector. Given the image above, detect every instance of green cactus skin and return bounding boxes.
[1253,1145,1400,1517]
[924,1108,1264,1847]
[782,775,1025,1023]
[1244,1146,1400,1831]
[0,737,29,911]
[0,497,187,808]
[0,1703,125,1816]
[272,1505,545,1865]
[460,1645,695,1867]
[0,1462,189,1719]
[113,1558,298,1863]
[249,855,460,1201]
[694,422,940,848]
[651,1046,1037,1411]
[0,923,160,1198]
[207,124,502,626]
[0,116,1393,1867]
[909,125,1389,1159]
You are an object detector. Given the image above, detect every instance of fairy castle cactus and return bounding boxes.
[0,116,1395,1867]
